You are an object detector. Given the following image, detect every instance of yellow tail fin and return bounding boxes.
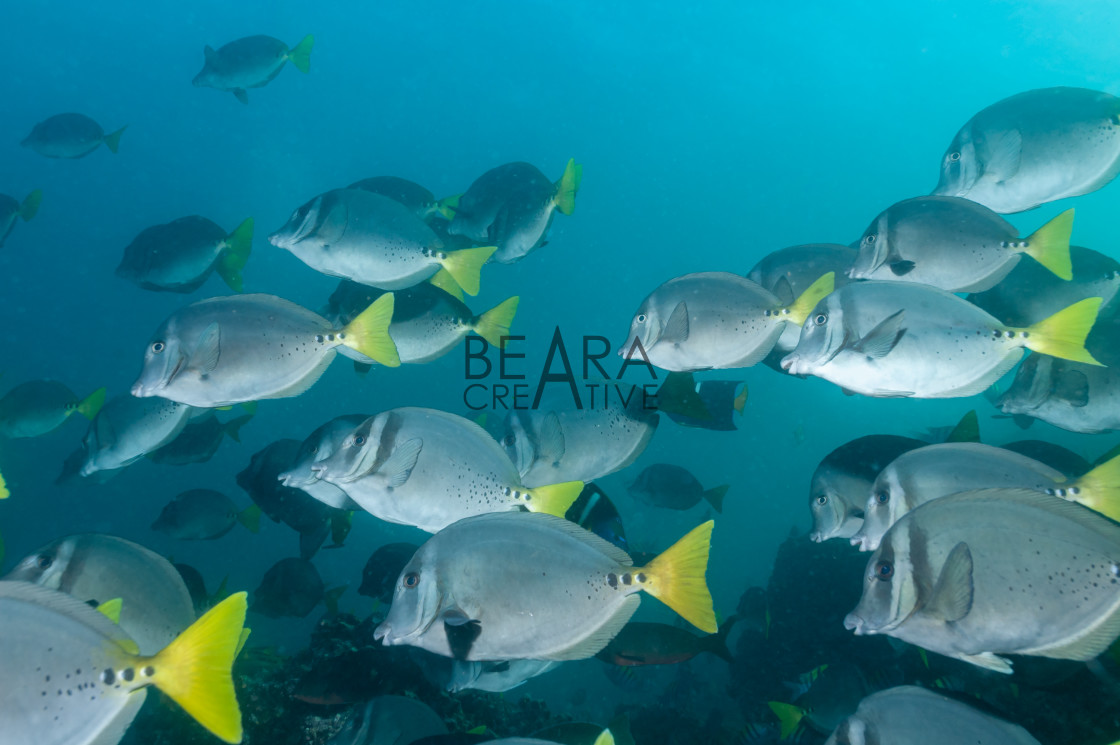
[0,469,9,499]
[238,504,261,533]
[439,245,497,296]
[473,296,519,347]
[341,293,401,367]
[592,729,615,745]
[1023,208,1074,280]
[553,158,582,216]
[143,592,247,744]
[96,597,123,624]
[768,701,806,740]
[76,386,106,420]
[637,520,716,633]
[436,194,460,220]
[1019,297,1102,366]
[216,217,254,292]
[20,190,42,221]
[429,267,465,301]
[525,480,584,517]
[287,35,314,73]
[1069,453,1120,522]
[103,126,127,154]
[784,272,835,326]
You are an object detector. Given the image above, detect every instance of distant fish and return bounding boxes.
[595,617,735,666]
[566,483,629,552]
[659,374,747,431]
[627,463,729,513]
[250,557,323,618]
[0,189,41,248]
[116,216,253,293]
[21,113,126,158]
[146,410,253,466]
[348,175,456,223]
[997,353,1120,434]
[358,542,419,604]
[193,34,314,104]
[0,380,104,439]
[933,86,1120,213]
[151,488,261,540]
[326,696,448,745]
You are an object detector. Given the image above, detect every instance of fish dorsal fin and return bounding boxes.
[233,89,249,105]
[944,410,980,443]
[853,310,906,359]
[194,322,221,374]
[984,128,1023,181]
[382,437,422,488]
[1012,414,1035,430]
[203,45,218,63]
[1053,369,1090,407]
[922,541,973,623]
[660,302,690,344]
[537,411,566,466]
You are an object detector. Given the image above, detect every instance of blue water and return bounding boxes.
[3,1,1120,741]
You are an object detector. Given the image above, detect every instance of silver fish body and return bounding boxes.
[998,353,1120,434]
[279,414,369,510]
[80,394,194,476]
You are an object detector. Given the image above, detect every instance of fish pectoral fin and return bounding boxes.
[889,260,916,276]
[852,310,906,359]
[538,411,566,465]
[382,437,422,488]
[194,322,222,375]
[443,610,482,660]
[233,88,249,105]
[1053,369,1090,407]
[660,301,690,344]
[1012,414,1035,430]
[921,541,974,623]
[984,128,1023,182]
[772,275,795,306]
[955,651,1013,674]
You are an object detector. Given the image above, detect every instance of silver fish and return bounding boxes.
[21,113,126,158]
[849,196,1073,291]
[130,293,399,407]
[374,512,716,660]
[193,34,314,104]
[782,280,1102,398]
[279,414,369,510]
[825,686,1040,745]
[3,533,196,654]
[79,394,195,476]
[269,188,496,296]
[0,189,41,248]
[619,272,834,372]
[933,86,1120,213]
[997,353,1120,434]
[0,380,104,439]
[312,407,583,533]
[844,489,1120,673]
[116,216,253,293]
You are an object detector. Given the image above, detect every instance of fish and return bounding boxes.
[933,86,1120,214]
[969,245,1120,327]
[768,662,872,737]
[595,617,735,666]
[77,394,195,477]
[268,188,496,296]
[0,380,105,438]
[348,175,455,222]
[312,407,583,533]
[279,414,370,510]
[627,463,729,513]
[237,439,345,559]
[146,410,253,466]
[1001,439,1091,477]
[0,582,246,745]
[327,695,448,745]
[844,489,1120,673]
[323,280,519,363]
[848,196,1073,291]
[567,483,629,552]
[151,488,262,540]
[658,373,747,430]
[3,533,196,654]
[997,353,1120,434]
[824,686,1041,745]
[358,543,420,603]
[781,280,1102,398]
[193,34,314,104]
[130,293,399,408]
[809,435,925,542]
[116,215,254,293]
[852,442,1120,550]
[374,512,716,660]
[250,557,324,618]
[0,189,41,248]
[619,271,834,371]
[174,563,226,615]
[447,658,561,693]
[21,113,126,158]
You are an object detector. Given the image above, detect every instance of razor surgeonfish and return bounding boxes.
[782,280,1102,398]
[374,512,716,660]
[620,272,834,372]
[844,489,1120,673]
[933,86,1120,213]
[595,618,735,666]
[311,407,583,533]
[151,488,261,540]
[997,354,1120,434]
[848,196,1074,291]
[78,394,195,477]
[4,533,196,654]
[0,189,41,248]
[348,176,454,223]
[279,414,369,510]
[0,380,104,439]
[116,216,254,293]
[21,113,126,158]
[250,557,323,618]
[193,34,314,103]
[358,542,419,604]
[130,293,399,408]
[627,463,729,513]
[146,410,253,466]
[269,189,496,296]
[0,583,246,745]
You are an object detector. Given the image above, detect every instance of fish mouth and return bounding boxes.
[844,612,873,635]
[780,353,800,373]
[850,533,876,552]
[809,531,824,543]
[266,230,287,248]
[130,380,155,397]
[278,469,317,488]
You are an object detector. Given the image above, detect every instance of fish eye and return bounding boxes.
[151,341,165,354]
[813,314,827,326]
[403,572,420,589]
[310,446,318,454]
[503,434,516,447]
[352,435,366,447]
[875,490,889,505]
[36,554,53,570]
[949,151,961,162]
[636,314,647,324]
[875,561,894,581]
[864,234,876,245]
[815,494,828,506]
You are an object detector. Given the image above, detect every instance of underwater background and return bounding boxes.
[5,1,1120,743]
